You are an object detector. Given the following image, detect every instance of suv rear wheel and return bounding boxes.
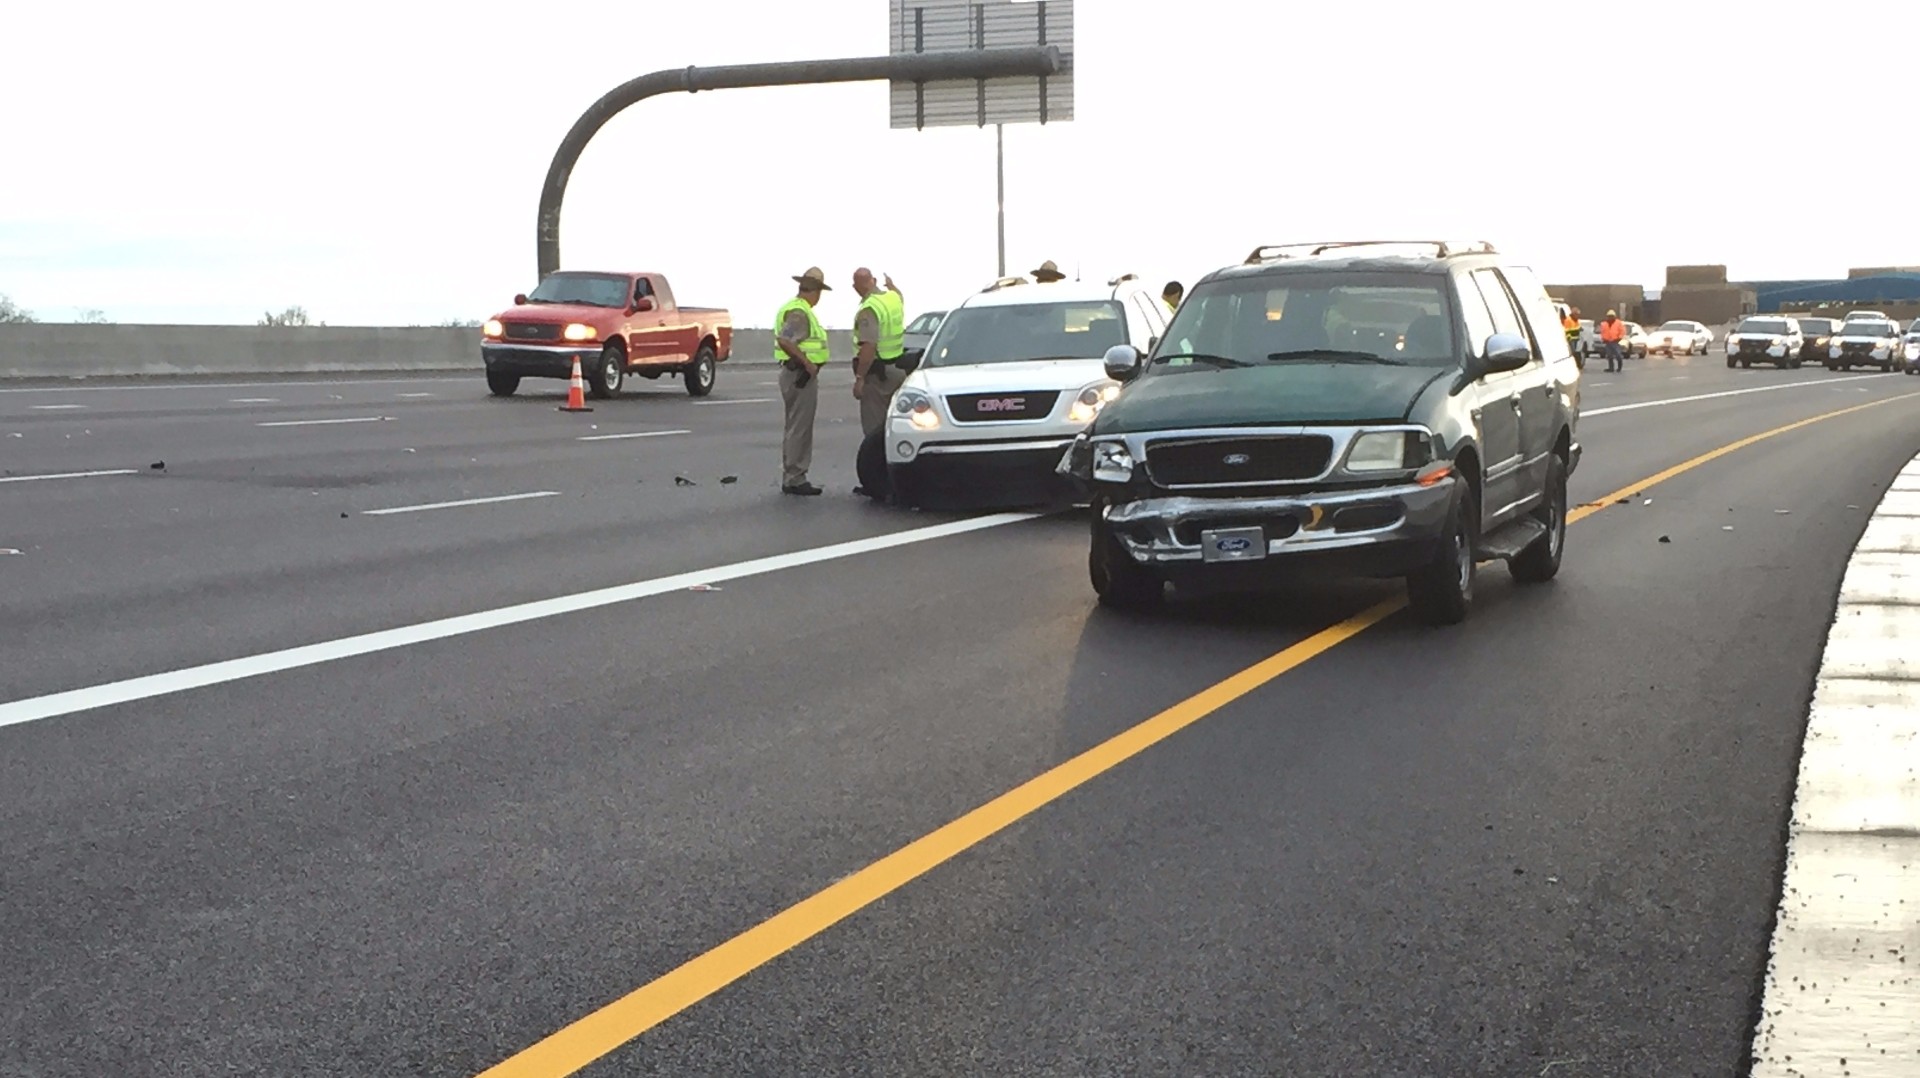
[1408,483,1476,626]
[1090,512,1164,611]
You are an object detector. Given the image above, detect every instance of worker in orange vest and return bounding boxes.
[1598,310,1628,373]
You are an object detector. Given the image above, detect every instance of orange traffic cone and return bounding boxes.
[559,355,594,412]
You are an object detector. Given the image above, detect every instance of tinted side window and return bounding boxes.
[1470,269,1533,357]
[1456,272,1498,355]
[1500,265,1571,362]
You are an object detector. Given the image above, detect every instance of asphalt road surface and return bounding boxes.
[3,352,1917,1077]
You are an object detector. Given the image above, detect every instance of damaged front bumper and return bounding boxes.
[1103,476,1458,566]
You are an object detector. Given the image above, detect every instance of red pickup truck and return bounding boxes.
[481,270,732,398]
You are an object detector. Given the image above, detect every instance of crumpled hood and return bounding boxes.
[1092,362,1448,435]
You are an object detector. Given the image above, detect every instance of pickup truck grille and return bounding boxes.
[1146,435,1335,487]
[946,391,1060,423]
[503,322,562,341]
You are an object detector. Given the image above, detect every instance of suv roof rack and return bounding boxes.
[982,275,1029,292]
[1243,239,1498,265]
[1107,273,1138,287]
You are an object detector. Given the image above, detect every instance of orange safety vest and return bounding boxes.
[1600,318,1626,343]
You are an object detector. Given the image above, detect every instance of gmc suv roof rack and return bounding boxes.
[1243,239,1498,265]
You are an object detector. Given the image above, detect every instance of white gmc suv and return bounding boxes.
[884,274,1171,509]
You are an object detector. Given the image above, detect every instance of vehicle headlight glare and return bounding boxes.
[1091,441,1135,483]
[562,322,597,342]
[896,390,930,415]
[1069,383,1120,424]
[910,409,941,431]
[1346,431,1414,472]
[483,319,504,338]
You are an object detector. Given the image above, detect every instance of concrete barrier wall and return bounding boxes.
[0,324,858,379]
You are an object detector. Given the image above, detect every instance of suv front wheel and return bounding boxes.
[1510,454,1567,584]
[1407,482,1476,626]
[1089,511,1164,611]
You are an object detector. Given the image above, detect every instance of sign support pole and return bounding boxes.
[995,123,1006,278]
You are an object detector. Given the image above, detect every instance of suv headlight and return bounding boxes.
[894,389,940,431]
[1091,440,1135,483]
[1067,381,1122,424]
[1342,429,1433,474]
[562,322,597,342]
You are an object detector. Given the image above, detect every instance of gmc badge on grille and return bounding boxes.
[977,398,1026,413]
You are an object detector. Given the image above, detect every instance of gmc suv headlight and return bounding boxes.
[1343,430,1433,473]
[1067,381,1122,424]
[1091,440,1135,483]
[562,323,597,342]
[895,389,939,430]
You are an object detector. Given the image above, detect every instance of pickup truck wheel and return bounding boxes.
[684,345,717,398]
[486,371,520,397]
[588,343,624,400]
[1089,513,1164,610]
[1407,483,1476,626]
[1510,455,1566,584]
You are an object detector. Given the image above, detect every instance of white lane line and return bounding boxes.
[0,468,139,485]
[362,491,560,516]
[1750,455,1920,1077]
[398,392,435,398]
[28,404,87,410]
[0,377,463,395]
[1584,374,1895,417]
[256,416,394,428]
[578,429,693,442]
[694,397,775,406]
[0,512,1040,731]
[229,398,280,404]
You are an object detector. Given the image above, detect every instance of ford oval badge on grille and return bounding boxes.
[1217,537,1253,552]
[1222,452,1251,466]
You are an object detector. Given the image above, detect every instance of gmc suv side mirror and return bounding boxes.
[1104,344,1144,383]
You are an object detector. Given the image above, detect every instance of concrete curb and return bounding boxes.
[1749,458,1920,1076]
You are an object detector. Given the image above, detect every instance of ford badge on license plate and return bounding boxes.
[1201,526,1266,563]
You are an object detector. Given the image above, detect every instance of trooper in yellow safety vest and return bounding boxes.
[774,266,832,496]
[851,267,906,434]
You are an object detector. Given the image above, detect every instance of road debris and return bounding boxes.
[1659,535,1672,543]
[1723,525,1735,531]
[1776,509,1792,515]
[0,548,22,556]
[720,475,738,485]
[149,461,165,471]
[674,476,697,486]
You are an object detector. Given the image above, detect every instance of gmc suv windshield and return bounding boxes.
[527,273,628,308]
[922,301,1128,367]
[1155,273,1456,369]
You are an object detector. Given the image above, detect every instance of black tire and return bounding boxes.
[486,370,520,397]
[1089,512,1164,610]
[1407,482,1476,626]
[1789,358,1803,369]
[684,344,717,397]
[1510,454,1566,584]
[855,430,889,501]
[587,343,624,400]
[1740,358,1752,369]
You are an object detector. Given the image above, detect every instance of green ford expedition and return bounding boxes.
[1058,240,1582,625]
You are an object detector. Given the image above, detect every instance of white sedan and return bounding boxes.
[1647,320,1714,356]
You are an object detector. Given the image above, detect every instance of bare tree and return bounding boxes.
[76,309,111,324]
[0,294,36,324]
[259,306,313,328]
[439,317,483,328]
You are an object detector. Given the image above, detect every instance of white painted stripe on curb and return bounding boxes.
[577,429,692,442]
[0,469,140,485]
[1584,374,1896,417]
[362,491,561,516]
[0,512,1042,731]
[1749,451,1920,1077]
[256,416,393,428]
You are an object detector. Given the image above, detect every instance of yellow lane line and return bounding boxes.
[477,389,1920,1078]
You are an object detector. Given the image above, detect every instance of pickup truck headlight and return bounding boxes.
[1091,440,1135,483]
[1343,430,1431,473]
[1067,382,1122,425]
[483,319,504,339]
[895,389,939,430]
[562,323,598,342]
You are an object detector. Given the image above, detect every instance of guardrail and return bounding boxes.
[0,325,856,379]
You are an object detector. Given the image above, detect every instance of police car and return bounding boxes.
[883,273,1171,509]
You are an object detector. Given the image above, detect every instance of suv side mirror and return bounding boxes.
[513,293,528,306]
[1471,333,1532,378]
[1104,344,1144,383]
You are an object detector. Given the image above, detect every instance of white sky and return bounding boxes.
[3,0,1917,329]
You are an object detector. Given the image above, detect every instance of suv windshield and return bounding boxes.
[1736,319,1791,335]
[905,312,945,334]
[526,273,629,308]
[1154,272,1456,369]
[922,300,1128,367]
